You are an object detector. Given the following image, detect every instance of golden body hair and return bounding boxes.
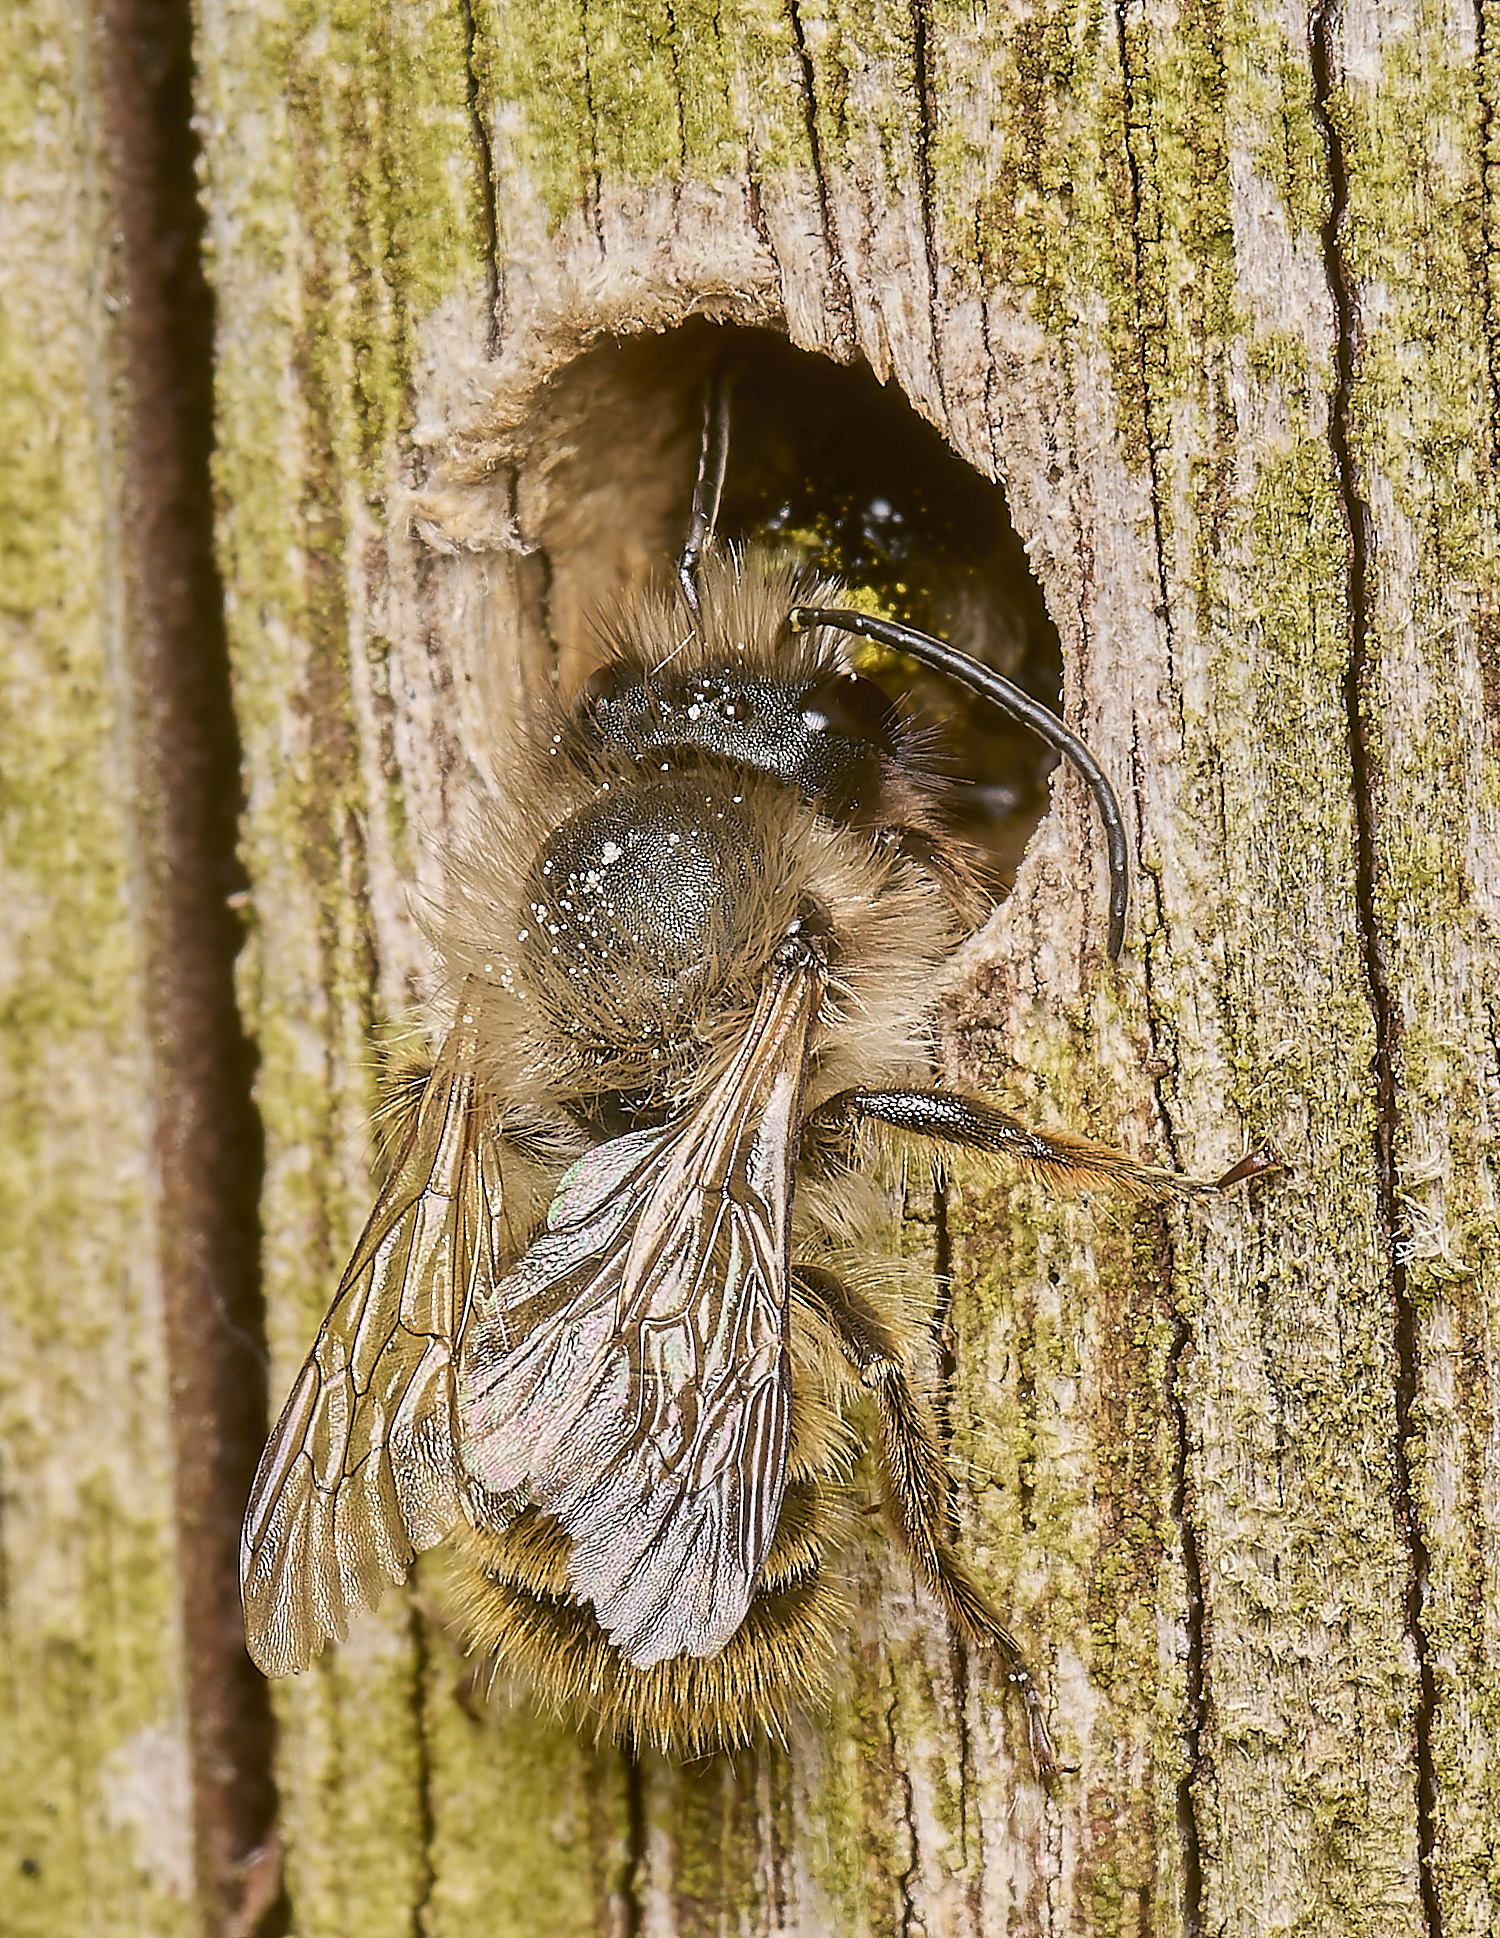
[240,550,1219,1777]
[433,555,967,1753]
[444,1278,863,1758]
[438,557,962,1126]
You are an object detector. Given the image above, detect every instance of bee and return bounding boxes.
[241,379,1251,1777]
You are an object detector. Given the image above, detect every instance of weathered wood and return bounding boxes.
[1340,0,1500,1917]
[7,0,1496,1925]
[0,0,199,1925]
[188,0,1499,1923]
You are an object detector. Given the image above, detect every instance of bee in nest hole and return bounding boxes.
[241,367,1266,1776]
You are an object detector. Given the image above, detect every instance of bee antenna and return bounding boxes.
[789,605,1131,960]
[677,362,733,617]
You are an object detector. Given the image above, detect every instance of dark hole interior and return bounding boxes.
[517,320,1064,884]
[703,333,1063,879]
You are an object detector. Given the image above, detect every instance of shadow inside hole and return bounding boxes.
[514,320,1064,882]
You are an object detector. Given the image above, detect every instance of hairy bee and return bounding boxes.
[241,400,1242,1776]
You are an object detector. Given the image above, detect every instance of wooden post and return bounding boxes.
[5,0,1497,1929]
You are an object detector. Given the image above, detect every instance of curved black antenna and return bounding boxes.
[790,604,1131,960]
[677,366,733,616]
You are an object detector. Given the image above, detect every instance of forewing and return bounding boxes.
[241,1027,511,1675]
[459,952,824,1669]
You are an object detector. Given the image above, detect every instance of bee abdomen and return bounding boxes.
[445,1469,851,1757]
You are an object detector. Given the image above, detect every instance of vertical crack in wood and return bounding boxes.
[579,0,606,252]
[973,215,1001,477]
[906,0,949,418]
[1475,2,1500,729]
[758,1742,791,1929]
[783,0,857,349]
[1473,0,1500,473]
[410,1607,437,1935]
[1110,0,1177,672]
[886,1684,921,1938]
[745,159,772,246]
[1135,848,1208,1933]
[621,1751,647,1938]
[98,0,283,1928]
[458,0,501,356]
[660,0,689,205]
[1111,0,1203,1889]
[930,1168,980,1889]
[1308,7,1442,1931]
[1166,1287,1206,1938]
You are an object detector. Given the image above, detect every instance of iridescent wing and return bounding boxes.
[241,1023,512,1675]
[458,942,826,1669]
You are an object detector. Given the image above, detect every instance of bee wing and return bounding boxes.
[241,1026,509,1675]
[460,947,826,1669]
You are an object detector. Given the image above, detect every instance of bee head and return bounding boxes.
[568,654,911,827]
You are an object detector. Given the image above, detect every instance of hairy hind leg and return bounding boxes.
[804,1085,1224,1198]
[795,1264,1057,1779]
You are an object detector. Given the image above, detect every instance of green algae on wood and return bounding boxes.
[179,0,1500,1925]
[0,0,196,1927]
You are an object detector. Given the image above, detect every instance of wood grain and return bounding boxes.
[6,0,1494,1926]
[0,0,198,1924]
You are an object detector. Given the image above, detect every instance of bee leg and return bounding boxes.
[805,1087,1232,1197]
[795,1264,1059,1780]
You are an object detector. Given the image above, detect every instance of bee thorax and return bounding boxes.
[519,776,769,1043]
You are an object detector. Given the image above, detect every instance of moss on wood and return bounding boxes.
[168,0,1500,1926]
[0,3,195,1925]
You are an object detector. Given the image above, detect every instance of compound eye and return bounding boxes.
[800,672,899,752]
[576,659,637,713]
